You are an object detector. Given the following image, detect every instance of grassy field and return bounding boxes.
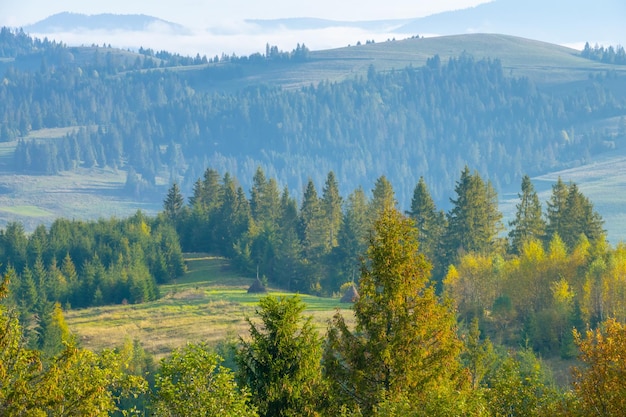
[189,34,626,92]
[0,167,162,231]
[65,255,354,360]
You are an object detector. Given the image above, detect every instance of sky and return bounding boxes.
[0,1,493,56]
[0,1,491,28]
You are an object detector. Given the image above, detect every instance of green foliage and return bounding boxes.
[153,342,257,417]
[407,177,447,279]
[3,214,185,311]
[509,175,546,254]
[546,178,605,250]
[0,274,148,416]
[324,207,468,415]
[237,295,324,417]
[484,348,564,416]
[445,166,504,264]
[4,29,623,212]
[163,182,184,221]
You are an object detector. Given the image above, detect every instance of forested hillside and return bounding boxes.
[1,28,626,211]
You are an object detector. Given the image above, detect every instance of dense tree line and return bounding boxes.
[4,209,626,415]
[1,28,624,207]
[0,212,185,356]
[581,42,626,65]
[165,164,615,368]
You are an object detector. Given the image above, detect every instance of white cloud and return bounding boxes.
[30,24,418,58]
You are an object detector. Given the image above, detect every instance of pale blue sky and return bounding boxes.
[0,0,495,56]
[0,0,491,28]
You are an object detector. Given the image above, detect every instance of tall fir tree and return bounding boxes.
[163,182,184,222]
[321,171,343,250]
[237,295,324,417]
[545,177,569,245]
[368,175,396,224]
[508,175,546,254]
[331,187,369,289]
[445,167,503,265]
[406,177,447,277]
[324,208,467,415]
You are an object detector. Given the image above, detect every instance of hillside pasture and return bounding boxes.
[65,255,353,360]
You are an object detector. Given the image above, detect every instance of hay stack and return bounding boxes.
[340,284,359,303]
[247,278,267,294]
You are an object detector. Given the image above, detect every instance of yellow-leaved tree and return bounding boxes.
[572,318,626,416]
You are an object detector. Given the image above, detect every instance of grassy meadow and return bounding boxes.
[64,255,354,360]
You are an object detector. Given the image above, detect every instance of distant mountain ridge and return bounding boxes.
[247,0,625,45]
[24,12,189,34]
[395,0,625,44]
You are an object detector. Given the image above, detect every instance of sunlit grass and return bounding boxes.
[65,255,354,360]
[0,205,53,217]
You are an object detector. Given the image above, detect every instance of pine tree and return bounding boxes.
[406,177,446,269]
[324,208,466,415]
[545,179,605,250]
[237,295,323,417]
[298,179,326,292]
[445,167,503,264]
[163,182,184,221]
[561,183,605,249]
[508,175,545,254]
[545,177,568,245]
[368,175,396,223]
[331,187,369,289]
[274,187,303,290]
[321,171,343,250]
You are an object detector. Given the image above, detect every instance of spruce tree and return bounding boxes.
[407,177,446,269]
[445,167,503,264]
[162,182,184,221]
[324,208,466,415]
[321,171,343,250]
[237,295,323,417]
[508,175,545,254]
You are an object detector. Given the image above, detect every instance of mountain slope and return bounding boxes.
[185,34,625,93]
[396,0,626,45]
[1,29,626,241]
[24,12,188,34]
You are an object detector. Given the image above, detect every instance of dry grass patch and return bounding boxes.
[65,255,354,360]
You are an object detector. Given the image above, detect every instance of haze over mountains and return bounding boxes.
[17,0,626,57]
[1,0,626,241]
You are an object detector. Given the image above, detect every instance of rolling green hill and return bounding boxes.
[1,29,626,241]
[185,34,626,92]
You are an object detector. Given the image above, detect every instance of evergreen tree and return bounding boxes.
[545,179,605,250]
[163,182,184,221]
[545,177,569,245]
[445,167,503,264]
[561,183,605,249]
[508,175,545,254]
[321,171,343,250]
[368,175,396,223]
[298,179,326,292]
[274,187,303,290]
[324,208,466,415]
[331,187,369,290]
[250,167,280,226]
[406,177,447,277]
[237,295,324,417]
